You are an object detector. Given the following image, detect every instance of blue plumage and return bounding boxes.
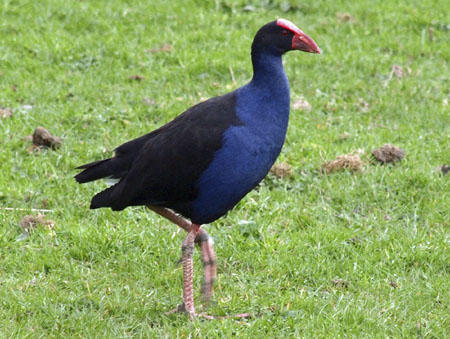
[192,53,290,223]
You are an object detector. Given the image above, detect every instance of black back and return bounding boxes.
[76,92,242,218]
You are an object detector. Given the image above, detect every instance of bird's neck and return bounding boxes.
[245,51,290,124]
[234,50,290,145]
[250,51,288,91]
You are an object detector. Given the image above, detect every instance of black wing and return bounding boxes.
[75,92,242,218]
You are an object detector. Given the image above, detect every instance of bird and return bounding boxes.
[75,18,320,319]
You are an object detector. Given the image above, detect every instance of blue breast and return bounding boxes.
[192,53,290,224]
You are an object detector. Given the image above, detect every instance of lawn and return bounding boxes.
[0,0,449,337]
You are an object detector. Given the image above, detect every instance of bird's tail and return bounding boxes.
[75,159,113,183]
[75,158,130,210]
[90,186,115,209]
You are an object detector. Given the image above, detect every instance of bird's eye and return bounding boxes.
[282,30,289,36]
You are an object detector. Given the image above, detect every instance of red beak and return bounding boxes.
[292,33,321,54]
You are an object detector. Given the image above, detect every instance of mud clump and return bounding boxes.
[322,154,363,173]
[372,144,405,164]
[32,126,62,150]
[270,162,293,178]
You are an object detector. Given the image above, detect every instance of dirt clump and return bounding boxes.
[372,144,405,164]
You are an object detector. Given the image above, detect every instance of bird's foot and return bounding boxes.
[165,303,250,320]
[164,303,197,320]
[165,303,186,315]
[195,312,251,320]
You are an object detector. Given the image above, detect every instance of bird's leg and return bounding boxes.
[147,205,191,231]
[197,232,216,301]
[146,206,216,301]
[181,224,200,318]
[147,206,250,320]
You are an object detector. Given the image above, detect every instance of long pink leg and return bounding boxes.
[147,206,250,320]
[198,234,216,301]
[181,224,200,318]
[147,206,216,301]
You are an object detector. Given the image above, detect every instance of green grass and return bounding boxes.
[1,0,449,337]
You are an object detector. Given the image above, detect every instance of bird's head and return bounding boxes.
[252,18,321,55]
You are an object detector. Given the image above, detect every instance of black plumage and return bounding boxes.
[75,92,242,218]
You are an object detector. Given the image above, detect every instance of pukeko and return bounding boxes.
[75,18,320,318]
